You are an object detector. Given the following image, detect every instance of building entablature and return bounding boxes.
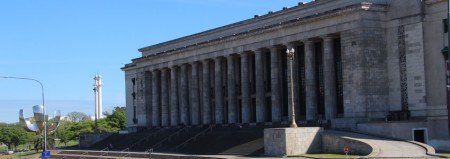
[136,0,388,57]
[121,2,388,71]
[424,0,445,5]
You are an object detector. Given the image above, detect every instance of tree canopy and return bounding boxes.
[65,112,91,123]
[0,125,34,150]
[0,106,127,149]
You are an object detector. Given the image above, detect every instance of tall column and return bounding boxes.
[202,60,212,124]
[304,40,317,120]
[227,55,238,124]
[286,43,300,121]
[152,70,161,127]
[180,64,189,125]
[144,71,153,127]
[214,57,224,124]
[240,52,251,123]
[161,68,170,126]
[190,62,200,125]
[170,66,179,126]
[270,47,282,122]
[255,49,266,123]
[323,37,337,120]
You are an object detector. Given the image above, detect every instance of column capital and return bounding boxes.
[239,51,250,56]
[301,39,314,44]
[284,43,297,50]
[202,59,211,64]
[190,61,200,66]
[214,56,225,61]
[227,54,236,60]
[180,63,189,67]
[322,35,333,42]
[269,46,281,52]
[252,48,265,54]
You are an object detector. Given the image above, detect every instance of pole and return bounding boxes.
[0,76,47,152]
[287,48,298,128]
[447,0,450,137]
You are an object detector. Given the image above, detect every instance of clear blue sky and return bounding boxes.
[0,0,307,123]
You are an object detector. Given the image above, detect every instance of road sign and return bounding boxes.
[343,146,349,153]
[343,146,349,159]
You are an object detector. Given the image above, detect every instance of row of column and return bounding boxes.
[147,37,338,127]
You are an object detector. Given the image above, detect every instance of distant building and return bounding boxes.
[122,0,449,150]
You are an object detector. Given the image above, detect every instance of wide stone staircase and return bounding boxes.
[53,124,443,159]
[176,125,265,155]
[82,124,284,155]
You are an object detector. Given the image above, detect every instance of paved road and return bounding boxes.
[326,130,436,158]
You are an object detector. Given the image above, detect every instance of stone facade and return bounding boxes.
[123,0,449,148]
[264,127,323,156]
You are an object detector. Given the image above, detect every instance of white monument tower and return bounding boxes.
[93,74,103,119]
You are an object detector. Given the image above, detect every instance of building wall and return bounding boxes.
[357,119,449,151]
[386,12,428,117]
[122,0,449,143]
[341,24,388,119]
[423,0,448,118]
[124,70,136,129]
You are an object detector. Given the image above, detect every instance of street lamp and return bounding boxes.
[286,48,298,128]
[0,76,48,152]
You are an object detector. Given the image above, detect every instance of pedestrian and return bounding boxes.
[108,143,113,150]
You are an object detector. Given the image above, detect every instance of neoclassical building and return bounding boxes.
[122,0,449,150]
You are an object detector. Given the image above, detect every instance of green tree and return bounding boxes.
[66,112,91,123]
[0,126,30,150]
[56,124,75,146]
[70,121,94,134]
[105,106,126,130]
[0,122,7,128]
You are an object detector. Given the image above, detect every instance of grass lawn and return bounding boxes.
[57,140,78,149]
[437,153,450,157]
[300,154,361,158]
[0,150,39,159]
[0,140,79,158]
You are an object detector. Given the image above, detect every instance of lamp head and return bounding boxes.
[286,48,295,58]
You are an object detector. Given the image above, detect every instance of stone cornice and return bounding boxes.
[137,0,337,53]
[424,0,445,5]
[129,2,387,65]
[138,0,391,54]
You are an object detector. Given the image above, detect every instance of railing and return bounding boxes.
[146,148,154,159]
[100,147,109,156]
[121,147,130,157]
[175,125,213,151]
[80,151,88,159]
[128,128,166,149]
[148,127,189,151]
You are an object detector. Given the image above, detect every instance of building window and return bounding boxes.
[444,19,448,33]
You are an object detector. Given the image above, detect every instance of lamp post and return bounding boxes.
[286,48,298,128]
[0,76,48,152]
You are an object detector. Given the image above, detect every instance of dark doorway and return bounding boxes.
[315,42,325,117]
[413,129,427,143]
[334,38,344,117]
[297,45,306,119]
